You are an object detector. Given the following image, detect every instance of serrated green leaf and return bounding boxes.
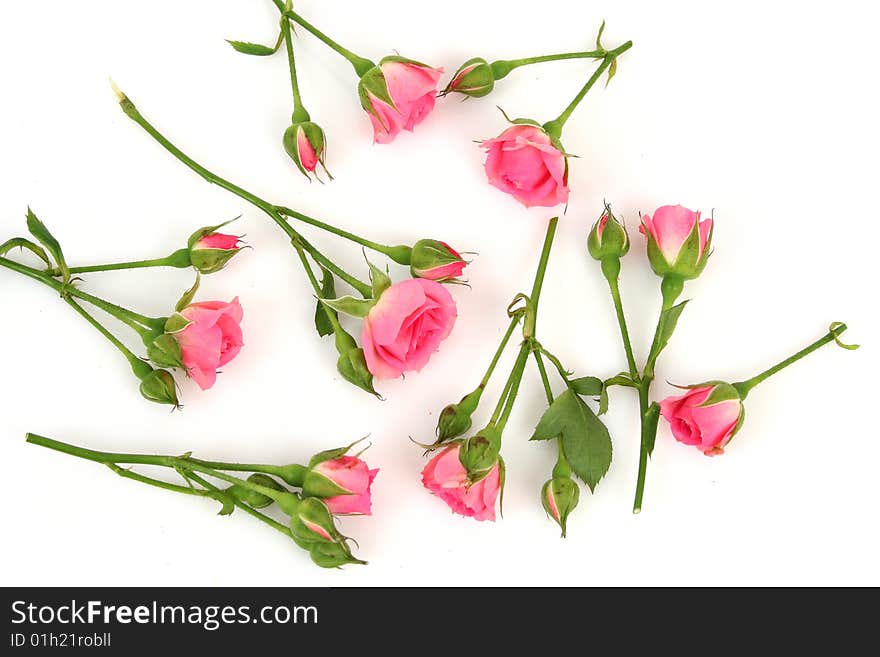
[226,32,283,56]
[0,238,51,268]
[570,376,603,396]
[26,208,68,283]
[644,402,661,456]
[175,274,201,313]
[531,389,612,492]
[314,267,337,337]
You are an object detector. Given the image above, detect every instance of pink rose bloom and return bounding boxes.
[421,443,501,521]
[639,205,713,272]
[482,124,569,207]
[361,278,457,379]
[174,298,244,390]
[313,456,379,516]
[193,232,239,251]
[659,384,744,456]
[363,59,443,144]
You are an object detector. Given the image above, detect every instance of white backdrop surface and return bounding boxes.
[1,0,877,586]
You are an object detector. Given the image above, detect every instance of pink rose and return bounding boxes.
[282,121,328,178]
[482,124,569,207]
[410,239,467,282]
[421,443,501,521]
[361,58,443,144]
[361,278,457,379]
[174,298,244,390]
[311,456,379,516]
[639,205,713,278]
[192,232,239,251]
[659,383,744,456]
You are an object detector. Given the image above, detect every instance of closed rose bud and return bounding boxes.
[421,442,501,521]
[187,226,243,275]
[282,121,328,179]
[458,427,501,482]
[289,497,338,544]
[302,455,379,516]
[359,56,443,144]
[168,298,244,390]
[410,239,467,282]
[659,382,744,456]
[138,369,179,406]
[435,387,483,444]
[541,477,580,537]
[441,57,494,98]
[227,473,287,510]
[308,541,366,568]
[482,123,569,208]
[639,205,713,279]
[361,279,457,379]
[587,206,629,261]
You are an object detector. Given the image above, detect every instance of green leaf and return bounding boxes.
[314,267,337,338]
[598,386,609,416]
[175,274,201,313]
[531,389,612,492]
[26,208,68,283]
[0,238,51,268]
[648,300,689,367]
[605,57,618,87]
[368,260,391,298]
[570,376,603,396]
[226,31,283,56]
[644,402,661,456]
[320,295,375,318]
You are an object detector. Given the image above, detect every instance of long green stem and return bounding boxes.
[280,12,308,122]
[276,206,412,265]
[733,324,853,399]
[480,315,521,389]
[491,49,608,79]
[496,343,531,431]
[533,350,554,404]
[601,259,638,378]
[105,462,216,498]
[632,383,651,514]
[115,89,372,298]
[186,458,307,485]
[543,40,633,138]
[185,471,292,536]
[49,250,191,276]
[282,8,374,76]
[63,298,147,373]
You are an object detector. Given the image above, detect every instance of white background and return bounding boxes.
[1,0,877,586]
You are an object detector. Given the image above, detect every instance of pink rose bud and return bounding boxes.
[421,442,501,521]
[358,56,443,144]
[282,121,329,179]
[170,298,244,390]
[541,476,580,537]
[137,368,180,407]
[587,205,630,262]
[187,225,244,275]
[482,123,569,207]
[639,204,713,279]
[289,497,338,544]
[302,455,379,516]
[361,278,457,379]
[410,239,467,282]
[659,382,744,456]
[441,57,494,98]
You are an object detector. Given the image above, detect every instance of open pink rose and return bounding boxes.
[639,205,713,277]
[174,298,244,390]
[313,456,379,516]
[421,443,501,521]
[361,278,457,379]
[482,124,569,207]
[659,384,744,456]
[363,59,443,144]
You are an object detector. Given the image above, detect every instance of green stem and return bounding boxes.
[491,49,607,79]
[602,259,638,379]
[63,298,147,374]
[105,462,216,498]
[543,40,632,138]
[496,343,531,432]
[632,383,650,514]
[293,241,345,333]
[280,13,308,122]
[283,9,374,76]
[480,315,521,389]
[275,206,412,265]
[538,347,571,386]
[185,470,292,536]
[186,458,307,486]
[523,217,558,339]
[50,250,192,276]
[115,90,372,298]
[296,234,372,298]
[533,350,554,404]
[733,324,851,399]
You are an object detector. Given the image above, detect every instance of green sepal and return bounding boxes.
[643,402,661,456]
[337,348,378,396]
[175,274,200,313]
[302,470,352,499]
[443,57,495,97]
[189,247,238,275]
[26,208,69,285]
[531,388,612,492]
[186,218,240,249]
[307,438,364,469]
[458,425,501,482]
[308,541,366,568]
[433,387,483,445]
[226,30,283,56]
[146,333,184,369]
[368,260,391,298]
[358,65,396,126]
[289,497,337,545]
[0,238,51,268]
[138,369,179,407]
[541,476,580,537]
[320,295,375,318]
[314,266,337,338]
[699,381,742,406]
[164,313,191,334]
